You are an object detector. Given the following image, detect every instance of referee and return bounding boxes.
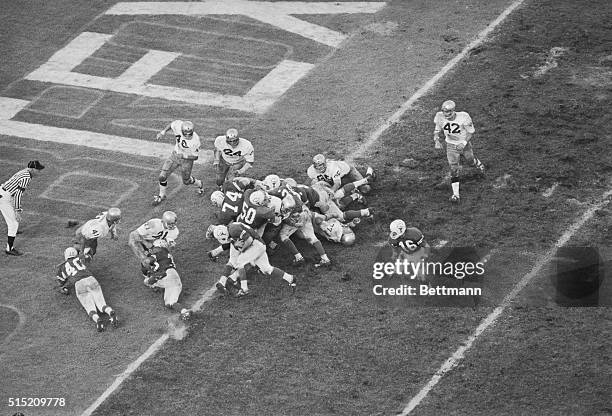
[1,160,45,256]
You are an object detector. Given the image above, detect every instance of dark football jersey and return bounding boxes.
[238,189,276,229]
[56,254,93,286]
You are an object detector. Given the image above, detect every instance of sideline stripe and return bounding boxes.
[346,0,526,163]
[398,187,612,415]
[81,1,529,415]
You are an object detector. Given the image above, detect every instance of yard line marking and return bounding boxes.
[0,97,214,163]
[398,186,612,415]
[346,0,527,163]
[80,334,170,416]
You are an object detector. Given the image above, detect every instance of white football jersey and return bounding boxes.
[80,212,113,239]
[307,160,350,186]
[214,136,254,165]
[171,120,201,159]
[434,111,475,144]
[314,217,343,243]
[136,218,179,246]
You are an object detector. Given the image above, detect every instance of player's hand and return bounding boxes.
[456,143,465,152]
[207,251,218,262]
[156,130,165,140]
[434,139,443,150]
[59,286,69,295]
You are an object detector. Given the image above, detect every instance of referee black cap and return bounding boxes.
[27,160,45,170]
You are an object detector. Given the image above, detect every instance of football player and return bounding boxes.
[128,211,179,274]
[237,189,276,236]
[142,239,190,320]
[307,154,375,194]
[213,128,254,188]
[433,100,485,203]
[216,222,296,297]
[153,120,204,206]
[389,220,431,282]
[56,247,118,332]
[74,207,121,258]
[278,194,331,267]
[310,181,372,219]
[312,212,357,246]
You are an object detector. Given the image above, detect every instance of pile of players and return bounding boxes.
[204,153,376,297]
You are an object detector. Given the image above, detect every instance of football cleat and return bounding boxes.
[289,276,297,293]
[96,319,106,332]
[292,255,305,265]
[152,195,166,206]
[109,310,119,328]
[234,289,250,298]
[180,308,191,321]
[215,281,228,294]
[365,166,376,182]
[449,194,460,203]
[5,248,23,256]
[314,258,332,268]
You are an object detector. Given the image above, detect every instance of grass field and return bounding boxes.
[1,0,611,415]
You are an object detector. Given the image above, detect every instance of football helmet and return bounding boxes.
[313,154,327,173]
[162,211,178,230]
[441,100,456,119]
[152,238,169,248]
[225,128,239,147]
[213,225,230,244]
[389,219,407,239]
[64,247,78,260]
[283,177,298,187]
[340,228,356,246]
[263,174,281,191]
[181,121,194,138]
[210,190,225,208]
[106,207,122,224]
[249,190,269,206]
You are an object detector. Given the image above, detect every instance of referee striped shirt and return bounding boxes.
[2,168,31,210]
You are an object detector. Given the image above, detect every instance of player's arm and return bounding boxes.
[156,122,174,140]
[463,114,475,143]
[433,113,443,149]
[330,172,343,193]
[55,268,70,295]
[128,230,149,262]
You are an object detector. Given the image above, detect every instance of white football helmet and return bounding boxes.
[181,121,194,137]
[441,100,456,119]
[212,225,230,244]
[340,228,356,246]
[64,247,78,260]
[389,219,406,239]
[106,207,122,224]
[263,174,281,191]
[280,194,296,216]
[162,211,178,229]
[225,128,239,147]
[283,177,298,187]
[249,190,269,207]
[313,154,327,173]
[210,190,225,208]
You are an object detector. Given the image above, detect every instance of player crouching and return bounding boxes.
[56,247,118,332]
[216,222,296,297]
[141,239,191,320]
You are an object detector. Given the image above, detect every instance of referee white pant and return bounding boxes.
[0,188,19,237]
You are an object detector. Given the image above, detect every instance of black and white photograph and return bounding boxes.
[1,0,610,415]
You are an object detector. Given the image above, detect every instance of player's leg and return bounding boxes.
[226,160,246,183]
[89,278,118,327]
[254,251,295,288]
[156,269,183,308]
[216,159,231,188]
[154,154,179,205]
[302,221,330,267]
[463,142,485,175]
[217,245,240,293]
[180,159,204,194]
[1,199,20,254]
[75,279,105,331]
[279,223,303,264]
[447,144,461,202]
[345,166,371,194]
